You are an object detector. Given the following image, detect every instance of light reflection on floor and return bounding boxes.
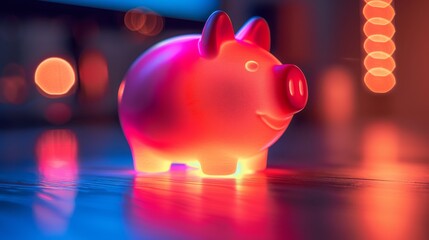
[129,169,277,240]
[0,122,428,239]
[33,129,78,235]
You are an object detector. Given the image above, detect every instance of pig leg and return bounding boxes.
[239,150,268,173]
[131,144,171,173]
[199,157,238,175]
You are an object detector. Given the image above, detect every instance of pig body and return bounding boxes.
[119,11,308,175]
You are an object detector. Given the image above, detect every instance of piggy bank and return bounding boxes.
[119,11,308,176]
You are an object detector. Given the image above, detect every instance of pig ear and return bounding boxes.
[236,17,270,51]
[199,11,235,58]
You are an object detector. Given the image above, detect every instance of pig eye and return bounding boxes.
[245,60,259,72]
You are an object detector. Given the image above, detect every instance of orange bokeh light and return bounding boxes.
[364,72,396,93]
[124,9,147,31]
[364,38,395,55]
[137,12,164,36]
[363,2,395,21]
[364,55,396,72]
[362,0,396,93]
[363,21,395,39]
[35,57,76,98]
[124,9,164,36]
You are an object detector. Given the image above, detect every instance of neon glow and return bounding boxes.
[34,57,76,97]
[363,0,396,93]
[119,11,308,176]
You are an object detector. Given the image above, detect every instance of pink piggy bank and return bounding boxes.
[119,11,308,176]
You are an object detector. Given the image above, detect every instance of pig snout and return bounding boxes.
[274,64,308,114]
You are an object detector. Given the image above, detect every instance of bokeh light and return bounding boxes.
[0,63,28,104]
[363,1,395,21]
[124,8,147,31]
[319,66,356,126]
[364,72,396,93]
[35,57,76,98]
[363,0,396,93]
[137,12,164,36]
[78,50,109,100]
[124,8,164,36]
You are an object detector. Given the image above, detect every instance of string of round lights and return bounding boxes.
[363,0,396,93]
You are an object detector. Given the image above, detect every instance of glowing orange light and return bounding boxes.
[35,57,76,97]
[364,55,395,72]
[364,72,396,93]
[79,50,109,100]
[363,2,395,21]
[118,81,125,103]
[363,21,395,39]
[363,0,396,93]
[364,38,395,55]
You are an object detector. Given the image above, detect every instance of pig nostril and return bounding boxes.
[298,80,304,96]
[288,79,294,96]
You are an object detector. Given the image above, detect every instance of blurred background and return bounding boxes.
[0,0,428,239]
[1,0,428,168]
